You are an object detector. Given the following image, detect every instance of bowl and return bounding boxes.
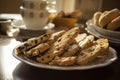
[86,20,120,40]
[52,17,77,28]
[20,7,49,30]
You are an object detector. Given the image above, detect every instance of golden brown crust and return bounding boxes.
[76,38,109,65]
[25,43,50,57]
[76,44,101,65]
[16,34,51,54]
[107,16,120,30]
[99,8,120,27]
[46,30,66,45]
[96,38,109,54]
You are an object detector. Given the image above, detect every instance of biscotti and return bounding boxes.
[24,30,66,57]
[92,8,120,31]
[25,43,50,57]
[46,30,66,45]
[107,16,120,30]
[16,34,51,54]
[36,27,80,63]
[96,38,109,54]
[99,8,120,27]
[76,38,109,65]
[49,56,77,66]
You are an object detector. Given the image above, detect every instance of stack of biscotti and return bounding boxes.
[93,8,120,31]
[16,30,66,56]
[16,27,109,66]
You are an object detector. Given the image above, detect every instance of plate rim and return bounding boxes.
[12,47,118,70]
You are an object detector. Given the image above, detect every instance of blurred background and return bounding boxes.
[0,0,120,19]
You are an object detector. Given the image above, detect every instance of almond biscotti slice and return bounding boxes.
[49,56,77,66]
[46,30,66,45]
[76,38,109,65]
[25,43,50,57]
[16,34,51,54]
[76,44,102,65]
[107,16,120,30]
[36,27,80,63]
[99,8,120,27]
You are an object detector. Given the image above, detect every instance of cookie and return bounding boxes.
[36,27,80,63]
[96,38,109,54]
[62,44,79,57]
[46,30,66,45]
[49,56,77,66]
[107,16,120,30]
[99,8,120,27]
[93,12,102,26]
[76,44,102,65]
[16,34,51,54]
[25,43,50,57]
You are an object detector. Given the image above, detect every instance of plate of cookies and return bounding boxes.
[13,27,117,70]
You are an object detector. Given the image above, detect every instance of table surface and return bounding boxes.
[0,14,120,80]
